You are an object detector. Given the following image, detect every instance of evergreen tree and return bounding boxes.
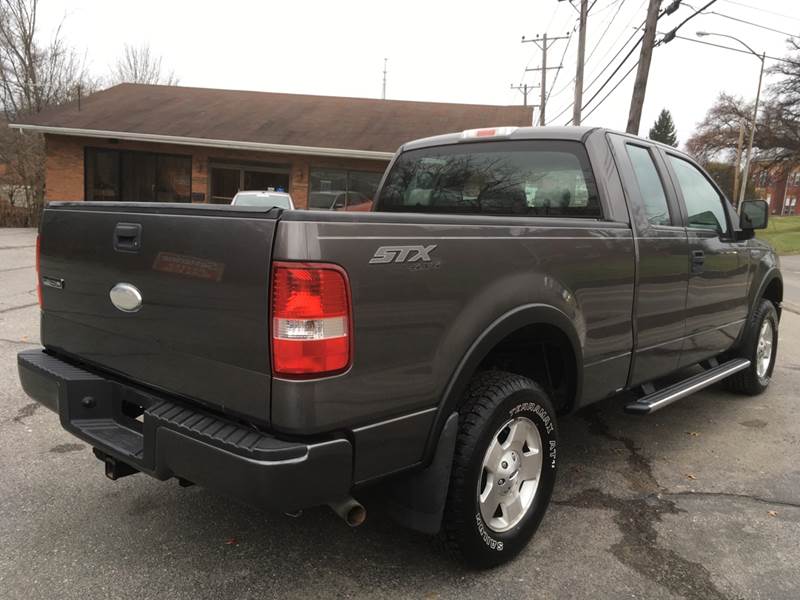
[648,109,678,147]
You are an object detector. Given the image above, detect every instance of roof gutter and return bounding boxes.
[8,123,396,161]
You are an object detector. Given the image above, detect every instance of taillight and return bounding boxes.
[35,234,42,307]
[271,262,352,378]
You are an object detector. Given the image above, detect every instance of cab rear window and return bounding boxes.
[376,140,601,218]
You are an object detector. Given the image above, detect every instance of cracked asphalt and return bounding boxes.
[1,227,799,599]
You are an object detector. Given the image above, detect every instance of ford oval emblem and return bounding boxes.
[109,283,143,313]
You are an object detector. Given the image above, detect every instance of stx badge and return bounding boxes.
[369,244,437,264]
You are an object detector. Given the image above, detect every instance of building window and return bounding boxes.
[209,162,291,204]
[793,172,800,187]
[308,168,382,210]
[758,171,769,188]
[85,148,191,202]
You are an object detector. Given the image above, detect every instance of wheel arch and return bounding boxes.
[421,303,582,465]
[754,268,783,318]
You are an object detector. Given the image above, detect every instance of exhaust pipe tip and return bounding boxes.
[329,497,366,527]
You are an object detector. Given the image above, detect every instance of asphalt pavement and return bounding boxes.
[1,227,799,600]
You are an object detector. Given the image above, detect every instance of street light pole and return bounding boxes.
[739,53,765,208]
[697,31,765,209]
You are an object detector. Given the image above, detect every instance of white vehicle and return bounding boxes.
[231,190,294,210]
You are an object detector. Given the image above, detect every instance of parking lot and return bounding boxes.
[1,226,799,600]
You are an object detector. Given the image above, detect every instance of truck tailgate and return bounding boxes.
[38,203,276,424]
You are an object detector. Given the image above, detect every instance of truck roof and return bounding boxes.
[400,126,602,152]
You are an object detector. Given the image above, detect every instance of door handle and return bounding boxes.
[691,249,704,273]
[113,222,142,252]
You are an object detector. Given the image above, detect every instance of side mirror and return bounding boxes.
[740,200,769,230]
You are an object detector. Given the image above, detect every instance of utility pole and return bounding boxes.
[510,83,539,106]
[382,58,388,100]
[573,0,589,125]
[732,120,745,206]
[626,0,662,134]
[523,33,569,125]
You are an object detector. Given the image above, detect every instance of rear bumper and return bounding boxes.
[17,349,353,511]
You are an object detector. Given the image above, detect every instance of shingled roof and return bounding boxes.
[10,84,534,160]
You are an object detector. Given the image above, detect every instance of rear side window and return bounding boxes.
[376,140,601,218]
[626,144,671,226]
[667,155,729,235]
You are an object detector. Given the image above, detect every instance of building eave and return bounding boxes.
[8,123,396,161]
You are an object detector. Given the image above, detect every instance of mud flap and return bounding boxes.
[385,412,458,535]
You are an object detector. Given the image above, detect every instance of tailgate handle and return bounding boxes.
[113,223,142,252]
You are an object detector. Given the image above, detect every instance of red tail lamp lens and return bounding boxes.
[271,262,352,377]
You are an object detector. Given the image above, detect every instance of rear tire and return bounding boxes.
[439,370,558,569]
[726,299,779,395]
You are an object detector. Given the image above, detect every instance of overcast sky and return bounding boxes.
[38,0,799,148]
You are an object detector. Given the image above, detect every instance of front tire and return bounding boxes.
[726,299,779,395]
[439,371,558,568]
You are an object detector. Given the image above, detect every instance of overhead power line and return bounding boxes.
[552,0,795,129]
[585,0,629,65]
[701,11,795,38]
[579,60,640,122]
[719,0,800,23]
[668,33,800,66]
[586,35,643,117]
[578,0,646,89]
[658,0,719,45]
[592,0,626,14]
[545,15,643,125]
[555,0,681,127]
[545,23,578,108]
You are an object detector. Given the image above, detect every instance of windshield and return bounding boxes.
[376,140,601,218]
[233,193,291,209]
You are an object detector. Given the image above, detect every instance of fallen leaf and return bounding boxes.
[768,511,778,518]
[685,473,697,480]
[224,537,238,545]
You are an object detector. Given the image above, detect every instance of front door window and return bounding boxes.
[667,155,729,234]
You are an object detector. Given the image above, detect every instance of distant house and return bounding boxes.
[753,163,800,215]
[9,84,533,209]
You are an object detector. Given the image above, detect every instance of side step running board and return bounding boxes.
[625,358,751,415]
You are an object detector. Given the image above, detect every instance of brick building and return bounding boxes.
[753,163,800,215]
[9,84,533,210]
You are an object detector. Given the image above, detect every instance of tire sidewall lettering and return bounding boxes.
[508,401,558,469]
[475,512,504,551]
[472,392,558,551]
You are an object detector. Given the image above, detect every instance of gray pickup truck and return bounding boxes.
[18,126,781,568]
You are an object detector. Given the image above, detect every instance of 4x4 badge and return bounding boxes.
[369,244,437,264]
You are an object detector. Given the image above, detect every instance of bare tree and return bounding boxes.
[0,0,96,225]
[111,43,178,86]
[687,40,800,169]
